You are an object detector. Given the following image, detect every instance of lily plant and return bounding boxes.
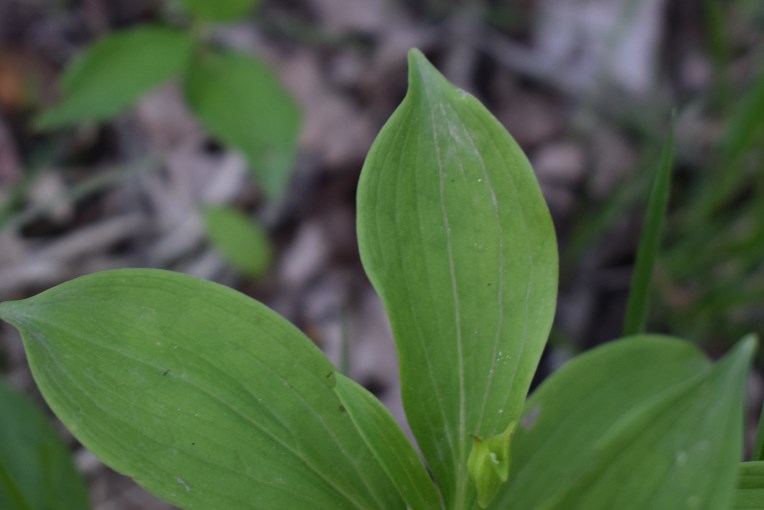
[1,49,762,510]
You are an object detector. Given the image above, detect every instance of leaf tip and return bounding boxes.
[734,333,758,362]
[0,299,27,327]
[406,48,447,97]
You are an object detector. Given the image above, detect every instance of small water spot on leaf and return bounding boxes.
[521,405,541,430]
[176,477,191,492]
[675,451,687,465]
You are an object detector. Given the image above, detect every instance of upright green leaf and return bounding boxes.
[184,50,300,197]
[357,49,558,508]
[496,336,755,510]
[0,378,89,510]
[0,269,403,510]
[623,117,675,335]
[754,397,764,462]
[202,205,272,277]
[36,26,194,129]
[735,462,764,509]
[333,373,443,510]
[178,0,260,22]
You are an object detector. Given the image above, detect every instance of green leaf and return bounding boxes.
[357,48,557,508]
[202,205,272,277]
[495,336,755,510]
[734,461,764,509]
[184,50,300,197]
[178,0,260,22]
[755,399,764,463]
[333,373,443,510]
[0,378,89,510]
[0,269,403,510]
[36,25,194,129]
[623,116,675,335]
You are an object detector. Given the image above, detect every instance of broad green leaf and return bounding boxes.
[495,336,755,510]
[178,0,260,22]
[357,49,557,508]
[202,205,272,277]
[184,50,300,197]
[734,462,764,509]
[36,26,194,129]
[623,116,675,335]
[0,269,403,510]
[333,373,442,510]
[0,378,89,510]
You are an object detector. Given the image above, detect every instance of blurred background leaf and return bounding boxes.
[35,25,194,129]
[184,50,301,197]
[177,0,261,22]
[201,205,272,277]
[0,378,89,510]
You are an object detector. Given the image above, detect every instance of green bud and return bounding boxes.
[467,420,516,508]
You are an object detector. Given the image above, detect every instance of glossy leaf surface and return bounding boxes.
[357,49,557,508]
[0,379,89,510]
[0,269,402,510]
[37,26,193,129]
[735,462,764,509]
[178,0,260,22]
[184,50,300,197]
[333,373,442,510]
[202,205,271,277]
[495,336,754,510]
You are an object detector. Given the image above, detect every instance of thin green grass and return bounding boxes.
[623,115,675,336]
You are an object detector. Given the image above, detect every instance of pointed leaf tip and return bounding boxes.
[405,49,450,98]
[737,333,759,356]
[0,300,25,325]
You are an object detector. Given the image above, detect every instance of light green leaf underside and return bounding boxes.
[333,373,443,510]
[357,49,557,508]
[178,0,260,22]
[184,50,300,197]
[0,269,402,510]
[37,26,193,129]
[0,378,89,510]
[202,205,272,277]
[735,462,764,509]
[497,336,754,510]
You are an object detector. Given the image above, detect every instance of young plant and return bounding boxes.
[37,0,298,198]
[0,50,761,509]
[35,0,293,275]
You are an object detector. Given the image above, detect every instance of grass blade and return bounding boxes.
[623,116,675,336]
